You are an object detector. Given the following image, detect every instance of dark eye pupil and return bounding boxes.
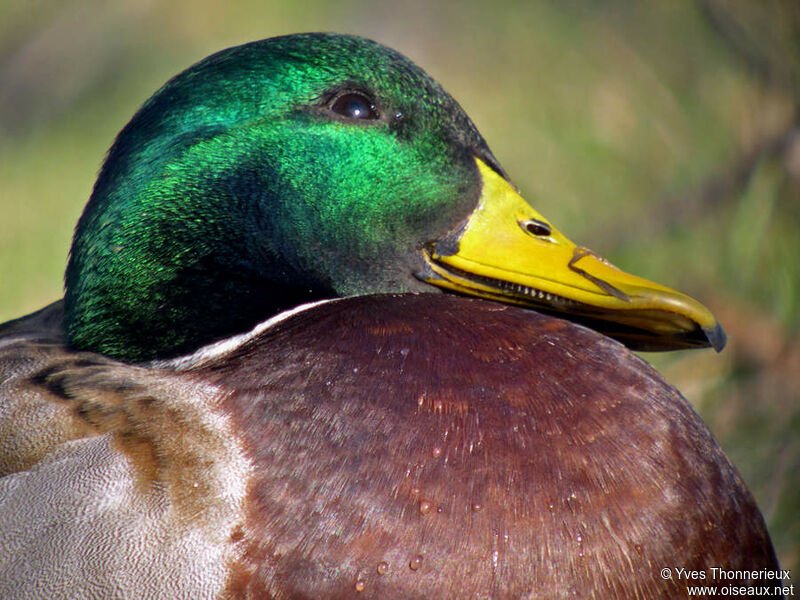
[330,93,377,120]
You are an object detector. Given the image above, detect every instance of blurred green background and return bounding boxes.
[1,0,797,577]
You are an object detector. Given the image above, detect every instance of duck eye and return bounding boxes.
[329,93,378,120]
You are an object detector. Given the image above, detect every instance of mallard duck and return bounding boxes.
[0,33,780,599]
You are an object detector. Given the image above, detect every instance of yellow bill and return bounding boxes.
[419,158,726,351]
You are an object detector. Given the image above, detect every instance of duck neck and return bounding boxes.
[64,154,332,363]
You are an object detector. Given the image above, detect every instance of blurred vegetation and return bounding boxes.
[1,0,797,577]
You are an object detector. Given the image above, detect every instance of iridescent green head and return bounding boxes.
[65,33,725,363]
[65,33,498,361]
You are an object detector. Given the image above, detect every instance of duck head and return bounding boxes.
[65,33,725,362]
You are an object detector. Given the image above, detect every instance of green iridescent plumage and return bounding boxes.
[65,33,499,362]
